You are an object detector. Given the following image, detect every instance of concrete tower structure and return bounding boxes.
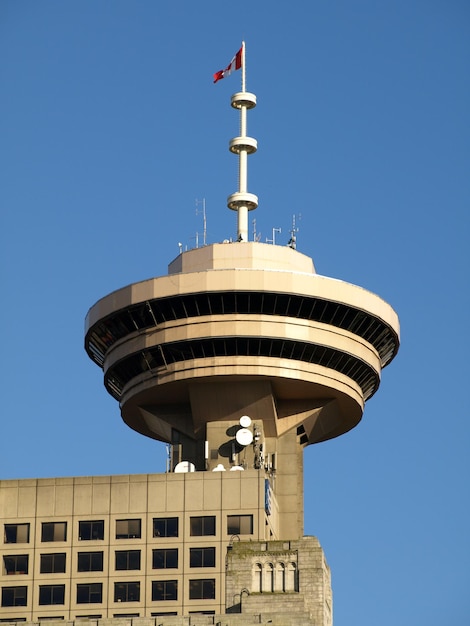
[0,45,399,624]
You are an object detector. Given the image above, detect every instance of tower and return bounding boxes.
[83,43,399,622]
[0,44,399,624]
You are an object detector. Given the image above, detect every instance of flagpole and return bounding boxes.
[241,40,246,93]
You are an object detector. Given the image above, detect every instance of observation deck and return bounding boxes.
[85,241,399,451]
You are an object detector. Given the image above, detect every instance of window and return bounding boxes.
[190,547,215,568]
[151,613,177,617]
[151,580,177,601]
[227,515,253,535]
[4,524,30,544]
[115,519,141,539]
[115,550,141,570]
[189,579,215,600]
[0,619,27,623]
[1,586,27,607]
[190,516,215,536]
[114,582,140,602]
[79,520,104,541]
[40,553,66,574]
[38,585,65,605]
[152,548,178,569]
[75,617,102,620]
[77,583,102,604]
[77,551,103,572]
[38,617,64,621]
[153,517,178,538]
[3,555,28,575]
[41,522,67,542]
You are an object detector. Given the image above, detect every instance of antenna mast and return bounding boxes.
[196,198,207,246]
[227,41,258,242]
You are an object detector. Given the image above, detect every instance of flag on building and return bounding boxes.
[213,46,243,83]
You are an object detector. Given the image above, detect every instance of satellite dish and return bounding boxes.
[236,428,253,447]
[230,465,244,471]
[239,415,252,428]
[174,461,195,473]
[212,463,226,472]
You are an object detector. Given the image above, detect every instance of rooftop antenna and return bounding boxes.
[288,213,301,250]
[195,198,207,246]
[226,41,258,242]
[266,227,281,245]
[252,218,261,242]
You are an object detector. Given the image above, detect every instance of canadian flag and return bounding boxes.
[213,46,243,83]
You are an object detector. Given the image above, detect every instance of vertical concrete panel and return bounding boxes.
[203,473,222,509]
[0,484,18,516]
[36,485,55,516]
[17,484,37,517]
[184,474,203,510]
[92,482,111,514]
[54,485,74,515]
[239,473,260,509]
[73,483,92,514]
[110,478,130,513]
[129,478,147,513]
[165,474,185,511]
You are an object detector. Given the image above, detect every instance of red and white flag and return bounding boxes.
[213,46,243,83]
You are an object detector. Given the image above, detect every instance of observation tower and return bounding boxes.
[85,44,399,543]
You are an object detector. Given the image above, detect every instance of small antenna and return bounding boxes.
[252,218,261,242]
[288,213,301,250]
[266,227,281,245]
[195,198,207,246]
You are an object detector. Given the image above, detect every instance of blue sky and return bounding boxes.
[1,1,469,624]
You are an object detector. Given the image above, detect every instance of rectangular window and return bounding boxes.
[114,582,140,603]
[38,618,64,621]
[151,580,177,601]
[0,619,27,622]
[40,553,66,574]
[41,522,67,542]
[3,555,28,575]
[77,551,103,572]
[189,579,215,600]
[38,585,65,605]
[152,548,178,569]
[1,586,27,607]
[115,519,141,539]
[4,524,30,544]
[77,583,102,604]
[190,547,215,568]
[227,514,253,535]
[153,517,178,538]
[78,520,104,540]
[115,550,141,571]
[190,516,215,536]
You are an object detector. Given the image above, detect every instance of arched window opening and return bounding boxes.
[276,562,286,592]
[252,563,263,593]
[265,562,274,593]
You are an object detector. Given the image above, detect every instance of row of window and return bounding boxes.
[2,579,215,606]
[4,515,252,544]
[3,547,213,575]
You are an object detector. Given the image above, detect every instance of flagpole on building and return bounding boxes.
[241,40,246,93]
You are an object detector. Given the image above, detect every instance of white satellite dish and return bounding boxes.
[239,415,252,428]
[212,463,226,472]
[236,428,253,447]
[230,465,244,471]
[174,461,195,473]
